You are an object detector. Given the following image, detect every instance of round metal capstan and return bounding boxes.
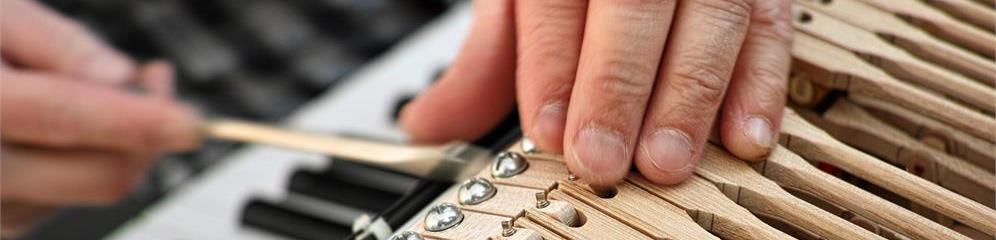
[520,138,538,154]
[423,203,464,232]
[492,151,529,178]
[457,177,497,205]
[388,231,424,240]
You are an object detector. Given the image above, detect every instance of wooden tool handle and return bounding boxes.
[202,119,468,180]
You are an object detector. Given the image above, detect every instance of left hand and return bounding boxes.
[400,0,793,187]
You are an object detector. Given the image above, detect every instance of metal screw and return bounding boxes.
[521,138,538,154]
[492,152,529,178]
[424,203,464,232]
[388,231,424,240]
[458,177,497,205]
[535,192,550,209]
[501,220,517,237]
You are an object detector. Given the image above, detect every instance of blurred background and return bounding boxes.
[23,0,463,238]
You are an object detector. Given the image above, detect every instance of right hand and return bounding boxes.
[0,0,200,237]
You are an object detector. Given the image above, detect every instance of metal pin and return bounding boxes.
[521,138,538,154]
[535,192,550,209]
[458,177,497,205]
[492,152,529,178]
[501,220,517,237]
[567,173,578,181]
[388,231,424,240]
[424,203,464,232]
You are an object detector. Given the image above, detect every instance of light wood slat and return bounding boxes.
[415,209,508,240]
[628,176,793,240]
[780,109,996,235]
[792,4,996,113]
[856,0,996,58]
[759,146,970,240]
[478,157,568,190]
[795,0,996,85]
[818,100,996,198]
[458,184,542,218]
[790,32,996,142]
[925,0,996,31]
[514,218,566,240]
[557,180,719,240]
[695,144,882,240]
[848,94,995,172]
[525,191,650,240]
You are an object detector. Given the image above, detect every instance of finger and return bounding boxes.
[0,70,200,152]
[136,60,176,98]
[0,201,57,238]
[514,0,588,153]
[563,0,677,187]
[1,146,152,205]
[635,0,752,184]
[720,0,792,161]
[0,0,135,84]
[399,0,516,143]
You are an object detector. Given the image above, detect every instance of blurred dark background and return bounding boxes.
[24,0,457,238]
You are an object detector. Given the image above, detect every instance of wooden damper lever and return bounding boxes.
[201,119,493,182]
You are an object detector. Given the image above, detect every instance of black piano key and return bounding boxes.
[287,170,402,213]
[130,0,238,84]
[217,0,319,59]
[241,200,352,240]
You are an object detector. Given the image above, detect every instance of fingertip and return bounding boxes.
[721,115,776,161]
[567,127,630,187]
[156,103,202,151]
[634,128,697,185]
[526,102,567,153]
[137,60,176,98]
[82,49,136,85]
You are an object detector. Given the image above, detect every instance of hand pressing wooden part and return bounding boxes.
[695,144,882,240]
[780,109,996,236]
[794,0,996,85]
[815,100,996,203]
[759,146,970,240]
[848,94,995,171]
[556,180,719,239]
[924,0,996,33]
[790,32,996,142]
[628,176,793,240]
[792,5,996,113]
[203,120,491,181]
[525,190,650,240]
[856,0,996,58]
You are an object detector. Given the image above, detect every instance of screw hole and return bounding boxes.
[591,185,618,199]
[797,11,813,23]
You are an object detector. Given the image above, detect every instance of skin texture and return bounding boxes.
[0,0,199,236]
[401,0,792,187]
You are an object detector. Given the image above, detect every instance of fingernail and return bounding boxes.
[530,102,566,152]
[642,129,694,173]
[85,52,134,84]
[572,127,628,183]
[743,116,774,149]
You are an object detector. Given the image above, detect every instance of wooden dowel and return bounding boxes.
[795,0,996,85]
[925,0,996,32]
[856,0,996,58]
[792,4,996,113]
[760,146,970,240]
[696,144,883,240]
[780,109,996,236]
[791,32,996,142]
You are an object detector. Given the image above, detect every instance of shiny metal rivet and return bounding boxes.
[501,220,517,237]
[567,172,578,181]
[535,192,550,209]
[388,231,424,240]
[521,138,538,154]
[458,177,497,205]
[492,152,529,178]
[424,203,464,232]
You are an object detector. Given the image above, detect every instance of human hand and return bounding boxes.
[400,0,792,187]
[0,0,200,236]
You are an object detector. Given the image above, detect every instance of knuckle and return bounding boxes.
[671,61,731,105]
[750,0,794,42]
[586,59,656,104]
[690,0,752,27]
